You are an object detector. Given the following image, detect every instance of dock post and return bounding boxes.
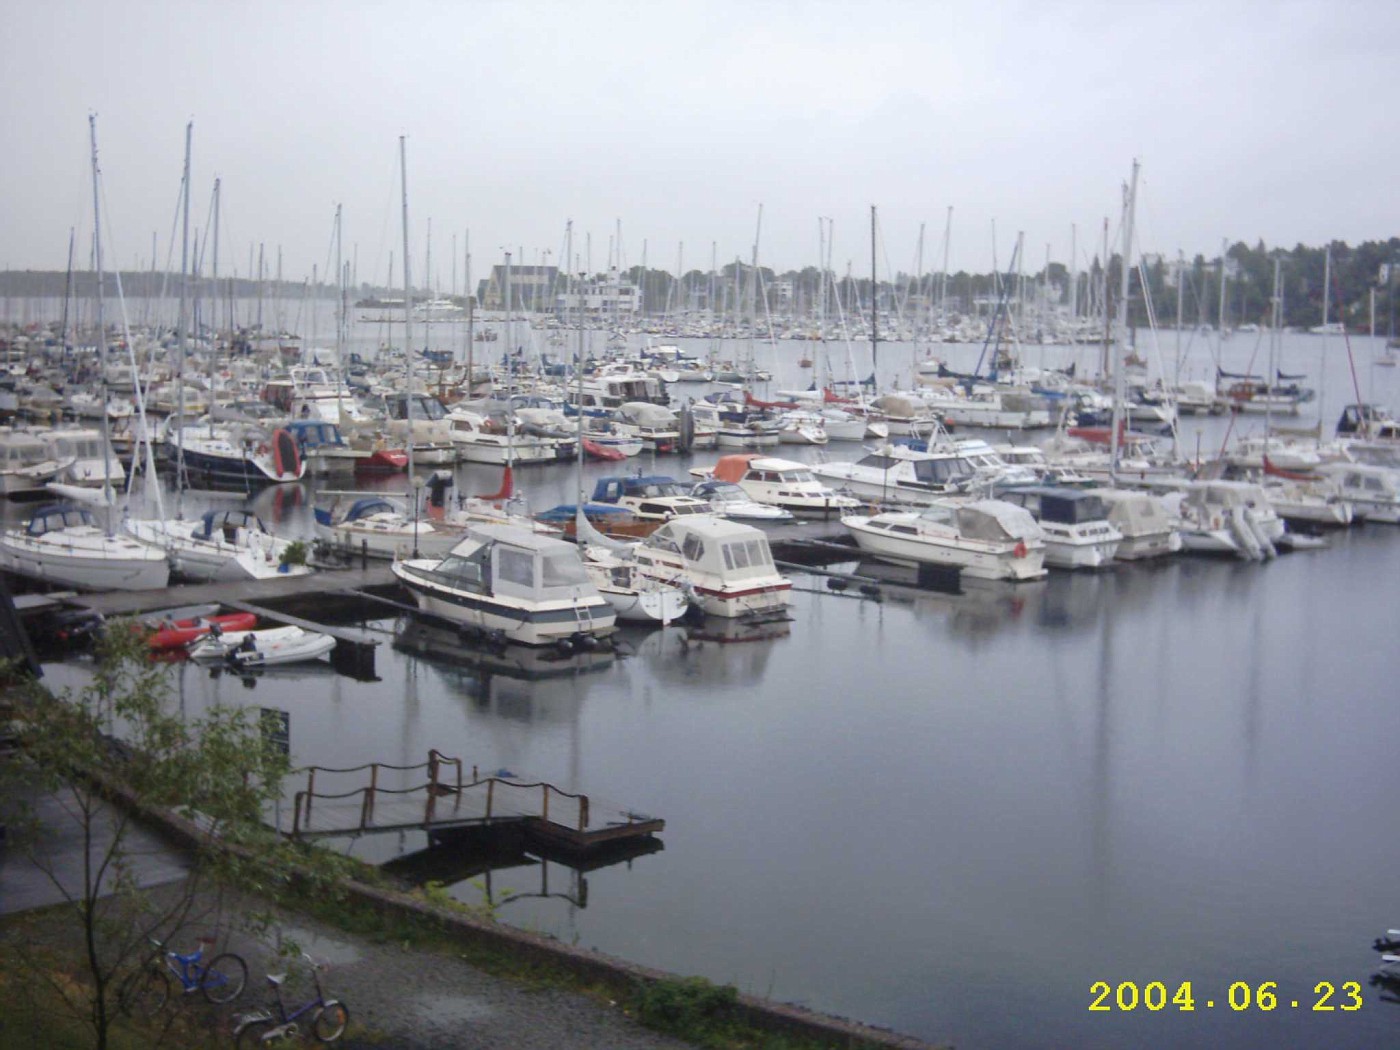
[428,750,439,791]
[486,779,494,820]
[305,769,316,818]
[361,539,368,569]
[541,784,550,823]
[578,794,589,831]
[292,791,304,838]
[360,787,373,830]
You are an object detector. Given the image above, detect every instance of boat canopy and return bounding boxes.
[438,523,594,601]
[195,508,266,541]
[1005,487,1109,525]
[618,402,679,426]
[952,500,1041,541]
[644,515,777,579]
[26,504,98,535]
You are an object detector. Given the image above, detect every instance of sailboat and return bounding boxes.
[0,117,169,592]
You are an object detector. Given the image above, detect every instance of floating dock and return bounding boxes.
[275,750,664,853]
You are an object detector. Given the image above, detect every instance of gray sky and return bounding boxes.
[3,0,1396,287]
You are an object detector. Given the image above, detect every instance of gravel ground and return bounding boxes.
[1,878,693,1050]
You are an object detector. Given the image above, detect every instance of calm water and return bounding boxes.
[29,316,1400,1048]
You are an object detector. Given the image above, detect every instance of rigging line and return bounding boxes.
[1331,262,1365,412]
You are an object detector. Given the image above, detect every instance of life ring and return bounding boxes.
[256,443,269,455]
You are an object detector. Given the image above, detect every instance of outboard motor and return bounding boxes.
[425,470,454,517]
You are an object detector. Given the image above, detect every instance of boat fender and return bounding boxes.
[1013,541,1028,559]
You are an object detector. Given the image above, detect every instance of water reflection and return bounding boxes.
[393,615,612,724]
[633,618,790,688]
[383,824,664,913]
[848,558,1045,635]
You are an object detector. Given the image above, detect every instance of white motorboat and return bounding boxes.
[811,442,978,507]
[998,487,1123,569]
[0,503,170,591]
[631,515,791,619]
[446,408,558,465]
[0,428,61,495]
[612,402,683,453]
[39,427,127,490]
[1093,489,1183,560]
[391,524,616,647]
[843,499,1048,581]
[1317,463,1400,523]
[125,508,313,582]
[695,454,860,515]
[187,624,336,667]
[689,480,795,522]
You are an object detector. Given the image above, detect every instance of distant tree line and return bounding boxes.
[5,237,1398,331]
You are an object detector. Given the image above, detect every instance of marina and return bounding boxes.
[7,300,1400,1050]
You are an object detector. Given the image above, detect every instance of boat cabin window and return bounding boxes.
[638,501,672,517]
[494,546,535,589]
[855,454,898,470]
[682,533,705,562]
[720,538,773,572]
[540,550,590,588]
[1364,475,1385,492]
[647,526,682,553]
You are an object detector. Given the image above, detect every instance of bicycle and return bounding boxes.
[233,953,350,1046]
[119,935,248,1014]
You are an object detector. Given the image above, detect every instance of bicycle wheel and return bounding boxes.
[234,1018,276,1048]
[312,1000,350,1042]
[200,952,248,1004]
[120,966,170,1016]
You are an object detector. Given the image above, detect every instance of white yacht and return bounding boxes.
[689,480,795,522]
[843,499,1047,581]
[125,508,312,583]
[0,503,170,591]
[392,524,616,647]
[631,515,791,619]
[696,454,860,515]
[811,443,978,506]
[1317,463,1400,523]
[1167,481,1284,559]
[314,495,464,560]
[998,488,1123,569]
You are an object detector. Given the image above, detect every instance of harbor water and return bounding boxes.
[24,313,1400,1048]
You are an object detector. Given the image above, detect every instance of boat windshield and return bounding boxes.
[910,457,974,486]
[1041,494,1108,525]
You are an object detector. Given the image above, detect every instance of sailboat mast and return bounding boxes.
[399,135,416,491]
[870,205,878,379]
[1110,159,1139,479]
[89,115,116,526]
[175,121,192,516]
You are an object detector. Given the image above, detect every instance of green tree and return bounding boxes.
[1,625,289,1050]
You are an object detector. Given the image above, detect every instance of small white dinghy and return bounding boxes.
[187,625,336,667]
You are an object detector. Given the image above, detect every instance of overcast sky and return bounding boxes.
[3,0,1396,288]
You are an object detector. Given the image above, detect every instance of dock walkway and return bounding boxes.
[276,750,663,852]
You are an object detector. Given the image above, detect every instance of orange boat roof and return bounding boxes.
[711,454,764,483]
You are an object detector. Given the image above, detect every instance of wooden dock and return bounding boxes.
[275,750,664,853]
[72,564,400,619]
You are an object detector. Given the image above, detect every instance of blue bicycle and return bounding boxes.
[233,954,349,1046]
[120,935,248,1014]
